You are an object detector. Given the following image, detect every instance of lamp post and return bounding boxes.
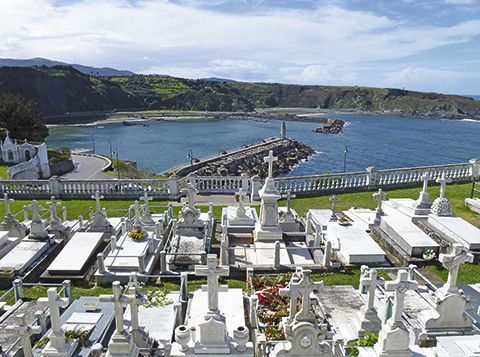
[107,138,113,161]
[343,145,348,173]
[91,135,96,154]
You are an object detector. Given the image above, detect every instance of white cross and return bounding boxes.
[373,189,386,211]
[436,173,452,199]
[182,183,197,208]
[264,150,278,178]
[236,187,248,207]
[141,192,153,213]
[28,200,43,223]
[47,196,61,221]
[421,173,430,193]
[5,313,41,357]
[280,269,323,323]
[360,266,378,311]
[91,191,104,212]
[439,244,473,295]
[2,193,14,216]
[282,190,296,213]
[329,195,339,220]
[99,281,129,334]
[384,270,418,326]
[133,200,141,220]
[194,254,229,312]
[125,286,146,331]
[37,288,69,350]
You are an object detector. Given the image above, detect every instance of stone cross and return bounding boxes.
[47,196,61,221]
[125,286,146,331]
[141,192,153,213]
[133,200,141,221]
[329,195,339,220]
[99,281,128,334]
[280,269,323,323]
[183,183,197,208]
[384,270,418,326]
[236,187,247,207]
[37,288,69,350]
[91,191,104,213]
[194,254,229,313]
[421,173,430,193]
[436,173,452,199]
[28,200,43,223]
[373,189,386,212]
[6,313,41,357]
[360,266,378,311]
[282,190,296,213]
[438,244,473,296]
[3,193,14,216]
[264,150,278,178]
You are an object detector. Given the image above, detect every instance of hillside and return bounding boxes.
[0,57,134,76]
[0,65,479,121]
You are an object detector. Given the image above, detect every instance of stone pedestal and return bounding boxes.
[105,331,139,357]
[359,321,412,357]
[355,306,381,338]
[253,178,282,242]
[40,337,78,357]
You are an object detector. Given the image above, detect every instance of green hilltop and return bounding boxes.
[0,65,479,121]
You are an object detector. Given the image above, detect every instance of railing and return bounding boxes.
[0,160,477,199]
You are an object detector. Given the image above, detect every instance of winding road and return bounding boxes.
[60,154,112,180]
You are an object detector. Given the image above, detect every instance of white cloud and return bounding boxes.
[444,0,477,5]
[0,0,479,92]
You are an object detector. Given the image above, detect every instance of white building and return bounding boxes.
[1,131,50,179]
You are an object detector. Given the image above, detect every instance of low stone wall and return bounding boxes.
[8,156,41,180]
[49,159,75,176]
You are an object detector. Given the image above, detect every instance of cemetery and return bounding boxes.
[0,151,478,356]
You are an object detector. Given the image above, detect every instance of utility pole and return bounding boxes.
[91,135,96,154]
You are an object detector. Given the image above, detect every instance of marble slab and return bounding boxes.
[0,231,9,246]
[382,198,430,221]
[465,197,480,214]
[47,232,104,273]
[437,335,480,357]
[222,206,257,227]
[231,241,314,266]
[0,239,50,273]
[380,211,439,257]
[105,232,151,269]
[427,214,480,250]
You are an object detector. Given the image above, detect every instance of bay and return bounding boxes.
[46,114,480,176]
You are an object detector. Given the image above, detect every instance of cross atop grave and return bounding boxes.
[280,269,323,323]
[100,281,128,334]
[3,193,14,216]
[91,191,104,213]
[6,313,41,357]
[47,196,61,221]
[236,187,248,207]
[194,254,229,314]
[329,195,339,221]
[133,200,141,221]
[282,190,296,213]
[438,244,473,296]
[384,270,418,327]
[37,288,70,350]
[421,173,431,193]
[436,173,452,199]
[182,183,197,209]
[373,189,387,212]
[359,266,378,311]
[264,150,278,179]
[141,192,153,213]
[28,200,43,223]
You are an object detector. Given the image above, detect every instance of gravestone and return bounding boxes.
[140,192,155,226]
[1,193,26,237]
[178,183,203,234]
[253,150,282,241]
[279,190,302,231]
[411,173,431,211]
[273,269,333,357]
[47,196,70,240]
[355,266,381,337]
[359,270,418,357]
[89,191,113,233]
[431,174,452,216]
[329,195,339,222]
[418,244,474,333]
[37,288,78,357]
[28,200,49,239]
[99,281,139,357]
[372,189,386,225]
[5,313,41,357]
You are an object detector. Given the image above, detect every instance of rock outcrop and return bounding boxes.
[313,119,345,134]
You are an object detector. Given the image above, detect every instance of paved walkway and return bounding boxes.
[60,154,111,180]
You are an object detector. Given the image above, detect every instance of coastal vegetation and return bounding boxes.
[1,66,479,121]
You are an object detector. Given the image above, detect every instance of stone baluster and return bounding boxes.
[97,253,106,274]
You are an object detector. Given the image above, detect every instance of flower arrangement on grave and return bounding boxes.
[144,290,173,308]
[423,249,436,261]
[129,226,145,241]
[234,193,240,203]
[337,216,350,226]
[34,328,92,349]
[251,273,293,340]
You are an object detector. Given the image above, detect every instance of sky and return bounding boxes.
[1,0,480,94]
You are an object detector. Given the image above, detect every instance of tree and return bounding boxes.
[0,94,48,142]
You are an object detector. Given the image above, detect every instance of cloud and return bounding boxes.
[0,0,479,93]
[444,0,477,5]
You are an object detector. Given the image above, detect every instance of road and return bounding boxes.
[60,154,112,180]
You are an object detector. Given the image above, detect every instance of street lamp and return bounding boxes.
[91,135,95,154]
[107,138,113,161]
[343,145,348,173]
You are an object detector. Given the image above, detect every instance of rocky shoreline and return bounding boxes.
[190,138,315,178]
[313,119,345,134]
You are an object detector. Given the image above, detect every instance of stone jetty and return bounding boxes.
[165,137,314,178]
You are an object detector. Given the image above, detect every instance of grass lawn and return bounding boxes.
[0,164,11,179]
[425,263,480,285]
